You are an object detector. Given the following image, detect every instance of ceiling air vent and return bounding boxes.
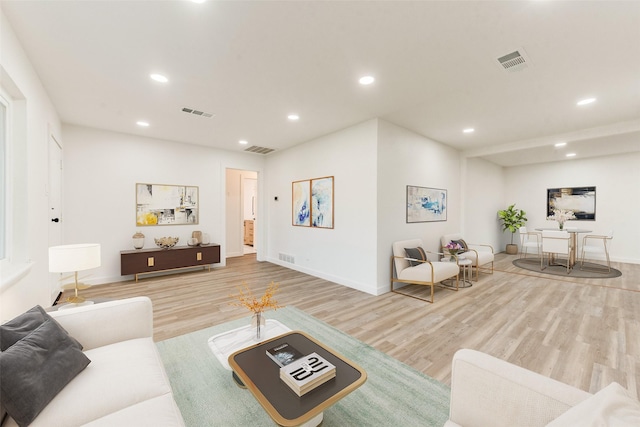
[496,48,531,72]
[181,107,214,118]
[245,145,275,155]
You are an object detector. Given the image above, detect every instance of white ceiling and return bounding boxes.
[2,0,639,166]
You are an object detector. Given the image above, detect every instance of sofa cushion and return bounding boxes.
[405,247,427,266]
[82,394,185,427]
[23,337,173,427]
[545,382,640,427]
[0,318,91,427]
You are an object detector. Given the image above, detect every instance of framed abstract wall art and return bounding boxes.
[136,183,199,226]
[292,179,311,226]
[547,186,596,220]
[406,185,447,223]
[292,176,334,228]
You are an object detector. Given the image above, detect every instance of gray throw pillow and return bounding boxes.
[0,305,83,352]
[0,318,91,427]
[405,247,427,267]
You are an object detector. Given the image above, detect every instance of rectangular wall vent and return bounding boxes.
[496,48,531,72]
[181,107,214,118]
[245,145,275,155]
[278,253,295,264]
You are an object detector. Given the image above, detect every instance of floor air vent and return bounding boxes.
[245,145,275,155]
[181,107,214,118]
[496,48,531,72]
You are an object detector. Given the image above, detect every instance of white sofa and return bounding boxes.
[446,349,640,427]
[2,297,185,427]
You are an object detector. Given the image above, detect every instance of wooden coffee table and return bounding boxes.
[228,331,367,427]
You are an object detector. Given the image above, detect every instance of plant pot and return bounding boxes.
[506,244,518,255]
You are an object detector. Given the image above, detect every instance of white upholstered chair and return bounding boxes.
[580,231,613,272]
[519,226,541,259]
[391,239,460,303]
[440,234,494,281]
[541,230,572,274]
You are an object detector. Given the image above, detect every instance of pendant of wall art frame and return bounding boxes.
[292,176,334,229]
[406,185,447,223]
[136,183,199,226]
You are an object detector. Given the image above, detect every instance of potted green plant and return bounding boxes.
[497,204,527,254]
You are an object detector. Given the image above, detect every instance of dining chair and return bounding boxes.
[519,226,541,259]
[580,231,613,273]
[541,230,572,274]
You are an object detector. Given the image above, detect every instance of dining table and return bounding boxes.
[535,227,592,268]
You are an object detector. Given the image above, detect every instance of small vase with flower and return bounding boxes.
[444,241,463,262]
[229,281,282,341]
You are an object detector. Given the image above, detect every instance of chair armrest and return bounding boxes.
[449,349,590,427]
[468,243,494,253]
[50,297,153,350]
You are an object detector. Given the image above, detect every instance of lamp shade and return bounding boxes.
[49,243,101,273]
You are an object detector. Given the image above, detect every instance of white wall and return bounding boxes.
[377,120,462,293]
[0,9,62,320]
[464,157,505,252]
[62,125,266,284]
[264,120,379,294]
[503,152,640,264]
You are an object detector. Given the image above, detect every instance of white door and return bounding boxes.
[48,134,63,302]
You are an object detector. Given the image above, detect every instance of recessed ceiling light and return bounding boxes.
[150,73,168,83]
[239,140,248,145]
[359,76,375,85]
[566,153,576,157]
[554,142,567,147]
[287,114,299,121]
[463,128,475,134]
[136,121,150,127]
[576,97,596,106]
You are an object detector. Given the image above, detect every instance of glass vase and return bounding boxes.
[251,312,266,341]
[559,222,564,230]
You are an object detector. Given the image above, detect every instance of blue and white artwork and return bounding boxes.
[406,185,447,223]
[311,177,334,228]
[292,180,311,226]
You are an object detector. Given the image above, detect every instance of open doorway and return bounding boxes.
[225,169,258,258]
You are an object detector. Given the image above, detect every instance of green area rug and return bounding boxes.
[156,306,450,426]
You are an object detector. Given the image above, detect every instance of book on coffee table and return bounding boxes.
[266,342,305,367]
[280,352,336,396]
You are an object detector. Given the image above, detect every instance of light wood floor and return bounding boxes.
[66,253,640,398]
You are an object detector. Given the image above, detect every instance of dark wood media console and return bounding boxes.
[120,244,221,282]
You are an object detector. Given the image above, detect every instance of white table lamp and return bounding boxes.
[49,243,101,305]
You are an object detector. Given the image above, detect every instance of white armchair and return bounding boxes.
[391,239,460,303]
[441,234,494,281]
[446,349,640,427]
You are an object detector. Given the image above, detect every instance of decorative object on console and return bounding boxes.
[406,185,447,223]
[192,230,202,244]
[547,186,596,220]
[229,281,282,340]
[49,243,101,305]
[547,209,576,230]
[154,236,179,249]
[497,204,527,254]
[132,231,145,249]
[136,183,199,226]
[201,233,210,245]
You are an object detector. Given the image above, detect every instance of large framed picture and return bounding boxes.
[406,185,447,223]
[292,176,334,228]
[136,183,199,226]
[547,186,596,220]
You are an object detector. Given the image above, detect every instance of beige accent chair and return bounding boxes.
[541,230,572,274]
[391,239,460,303]
[440,234,494,281]
[580,230,613,272]
[519,226,541,259]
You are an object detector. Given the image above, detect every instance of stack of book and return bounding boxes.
[279,352,336,396]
